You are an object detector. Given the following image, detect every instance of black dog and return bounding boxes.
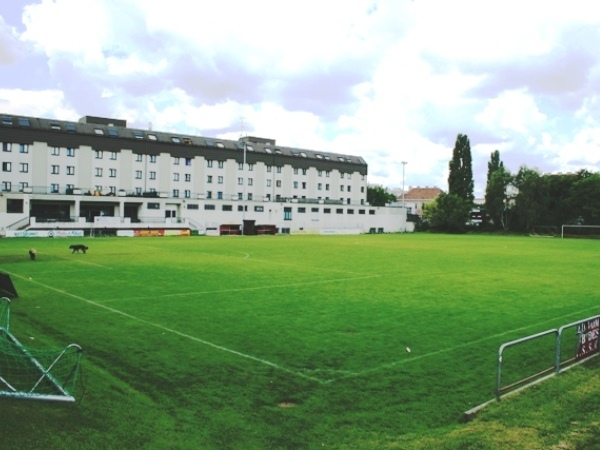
[69,244,88,254]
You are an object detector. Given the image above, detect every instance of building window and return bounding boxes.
[318,183,322,190]
[218,176,224,184]
[207,175,213,184]
[51,147,59,156]
[204,204,215,210]
[238,162,244,170]
[185,158,192,166]
[266,179,271,187]
[147,202,160,209]
[267,165,272,172]
[185,174,191,182]
[284,207,292,221]
[51,165,59,174]
[247,193,253,200]
[19,144,29,153]
[294,168,298,175]
[347,209,354,214]
[248,164,254,171]
[254,206,264,212]
[207,160,213,168]
[184,190,191,198]
[206,191,212,199]
[173,157,180,165]
[326,184,330,191]
[1,181,11,191]
[341,185,345,192]
[95,168,103,177]
[298,207,306,213]
[238,177,243,185]
[67,166,75,175]
[110,152,117,160]
[326,171,331,177]
[324,208,331,214]
[50,183,59,193]
[217,191,223,199]
[109,169,117,177]
[277,166,282,173]
[173,189,179,197]
[293,181,298,189]
[135,170,142,179]
[95,150,103,159]
[136,154,143,162]
[248,178,253,186]
[302,169,307,175]
[222,205,233,211]
[20,163,28,173]
[2,162,11,172]
[218,161,224,169]
[173,173,180,181]
[135,187,142,195]
[66,147,75,157]
[276,180,282,187]
[302,182,306,189]
[2,143,11,152]
[336,208,344,214]
[149,171,156,180]
[149,155,157,163]
[187,203,199,210]
[19,182,28,192]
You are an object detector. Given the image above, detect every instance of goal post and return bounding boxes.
[561,225,600,239]
[0,297,83,402]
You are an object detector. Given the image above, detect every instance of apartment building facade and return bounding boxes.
[0,114,408,235]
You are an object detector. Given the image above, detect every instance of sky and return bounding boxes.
[1,0,600,196]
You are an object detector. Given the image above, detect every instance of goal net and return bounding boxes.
[561,225,600,239]
[0,297,83,402]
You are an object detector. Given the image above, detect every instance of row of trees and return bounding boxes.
[423,134,600,233]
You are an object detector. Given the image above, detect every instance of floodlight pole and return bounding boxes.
[242,139,247,236]
[401,161,407,232]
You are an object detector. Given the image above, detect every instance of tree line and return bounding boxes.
[422,134,600,233]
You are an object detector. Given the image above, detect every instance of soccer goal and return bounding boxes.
[0,297,83,402]
[561,225,600,239]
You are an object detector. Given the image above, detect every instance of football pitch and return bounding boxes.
[1,233,599,449]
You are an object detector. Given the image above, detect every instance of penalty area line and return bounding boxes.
[6,271,326,385]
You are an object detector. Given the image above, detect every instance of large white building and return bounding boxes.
[0,114,409,236]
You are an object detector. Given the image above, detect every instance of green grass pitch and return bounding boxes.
[0,234,599,449]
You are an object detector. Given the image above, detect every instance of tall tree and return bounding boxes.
[423,193,472,233]
[448,134,475,203]
[484,151,511,229]
[367,185,396,207]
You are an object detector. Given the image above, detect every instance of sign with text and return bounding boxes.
[576,317,599,360]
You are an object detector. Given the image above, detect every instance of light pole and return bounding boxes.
[401,161,407,231]
[242,139,247,235]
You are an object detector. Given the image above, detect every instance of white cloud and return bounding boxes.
[20,0,109,63]
[0,88,78,119]
[476,89,547,134]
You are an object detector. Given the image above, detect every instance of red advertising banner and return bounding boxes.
[576,317,599,360]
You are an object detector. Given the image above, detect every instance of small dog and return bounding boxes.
[69,244,88,254]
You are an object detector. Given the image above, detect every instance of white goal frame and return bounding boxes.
[561,225,600,239]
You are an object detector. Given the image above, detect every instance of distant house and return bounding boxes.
[398,187,443,216]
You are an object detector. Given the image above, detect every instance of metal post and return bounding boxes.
[401,161,407,231]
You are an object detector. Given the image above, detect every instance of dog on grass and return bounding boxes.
[69,244,88,254]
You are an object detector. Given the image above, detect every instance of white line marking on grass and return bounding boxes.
[101,274,382,303]
[328,303,600,383]
[4,271,327,384]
